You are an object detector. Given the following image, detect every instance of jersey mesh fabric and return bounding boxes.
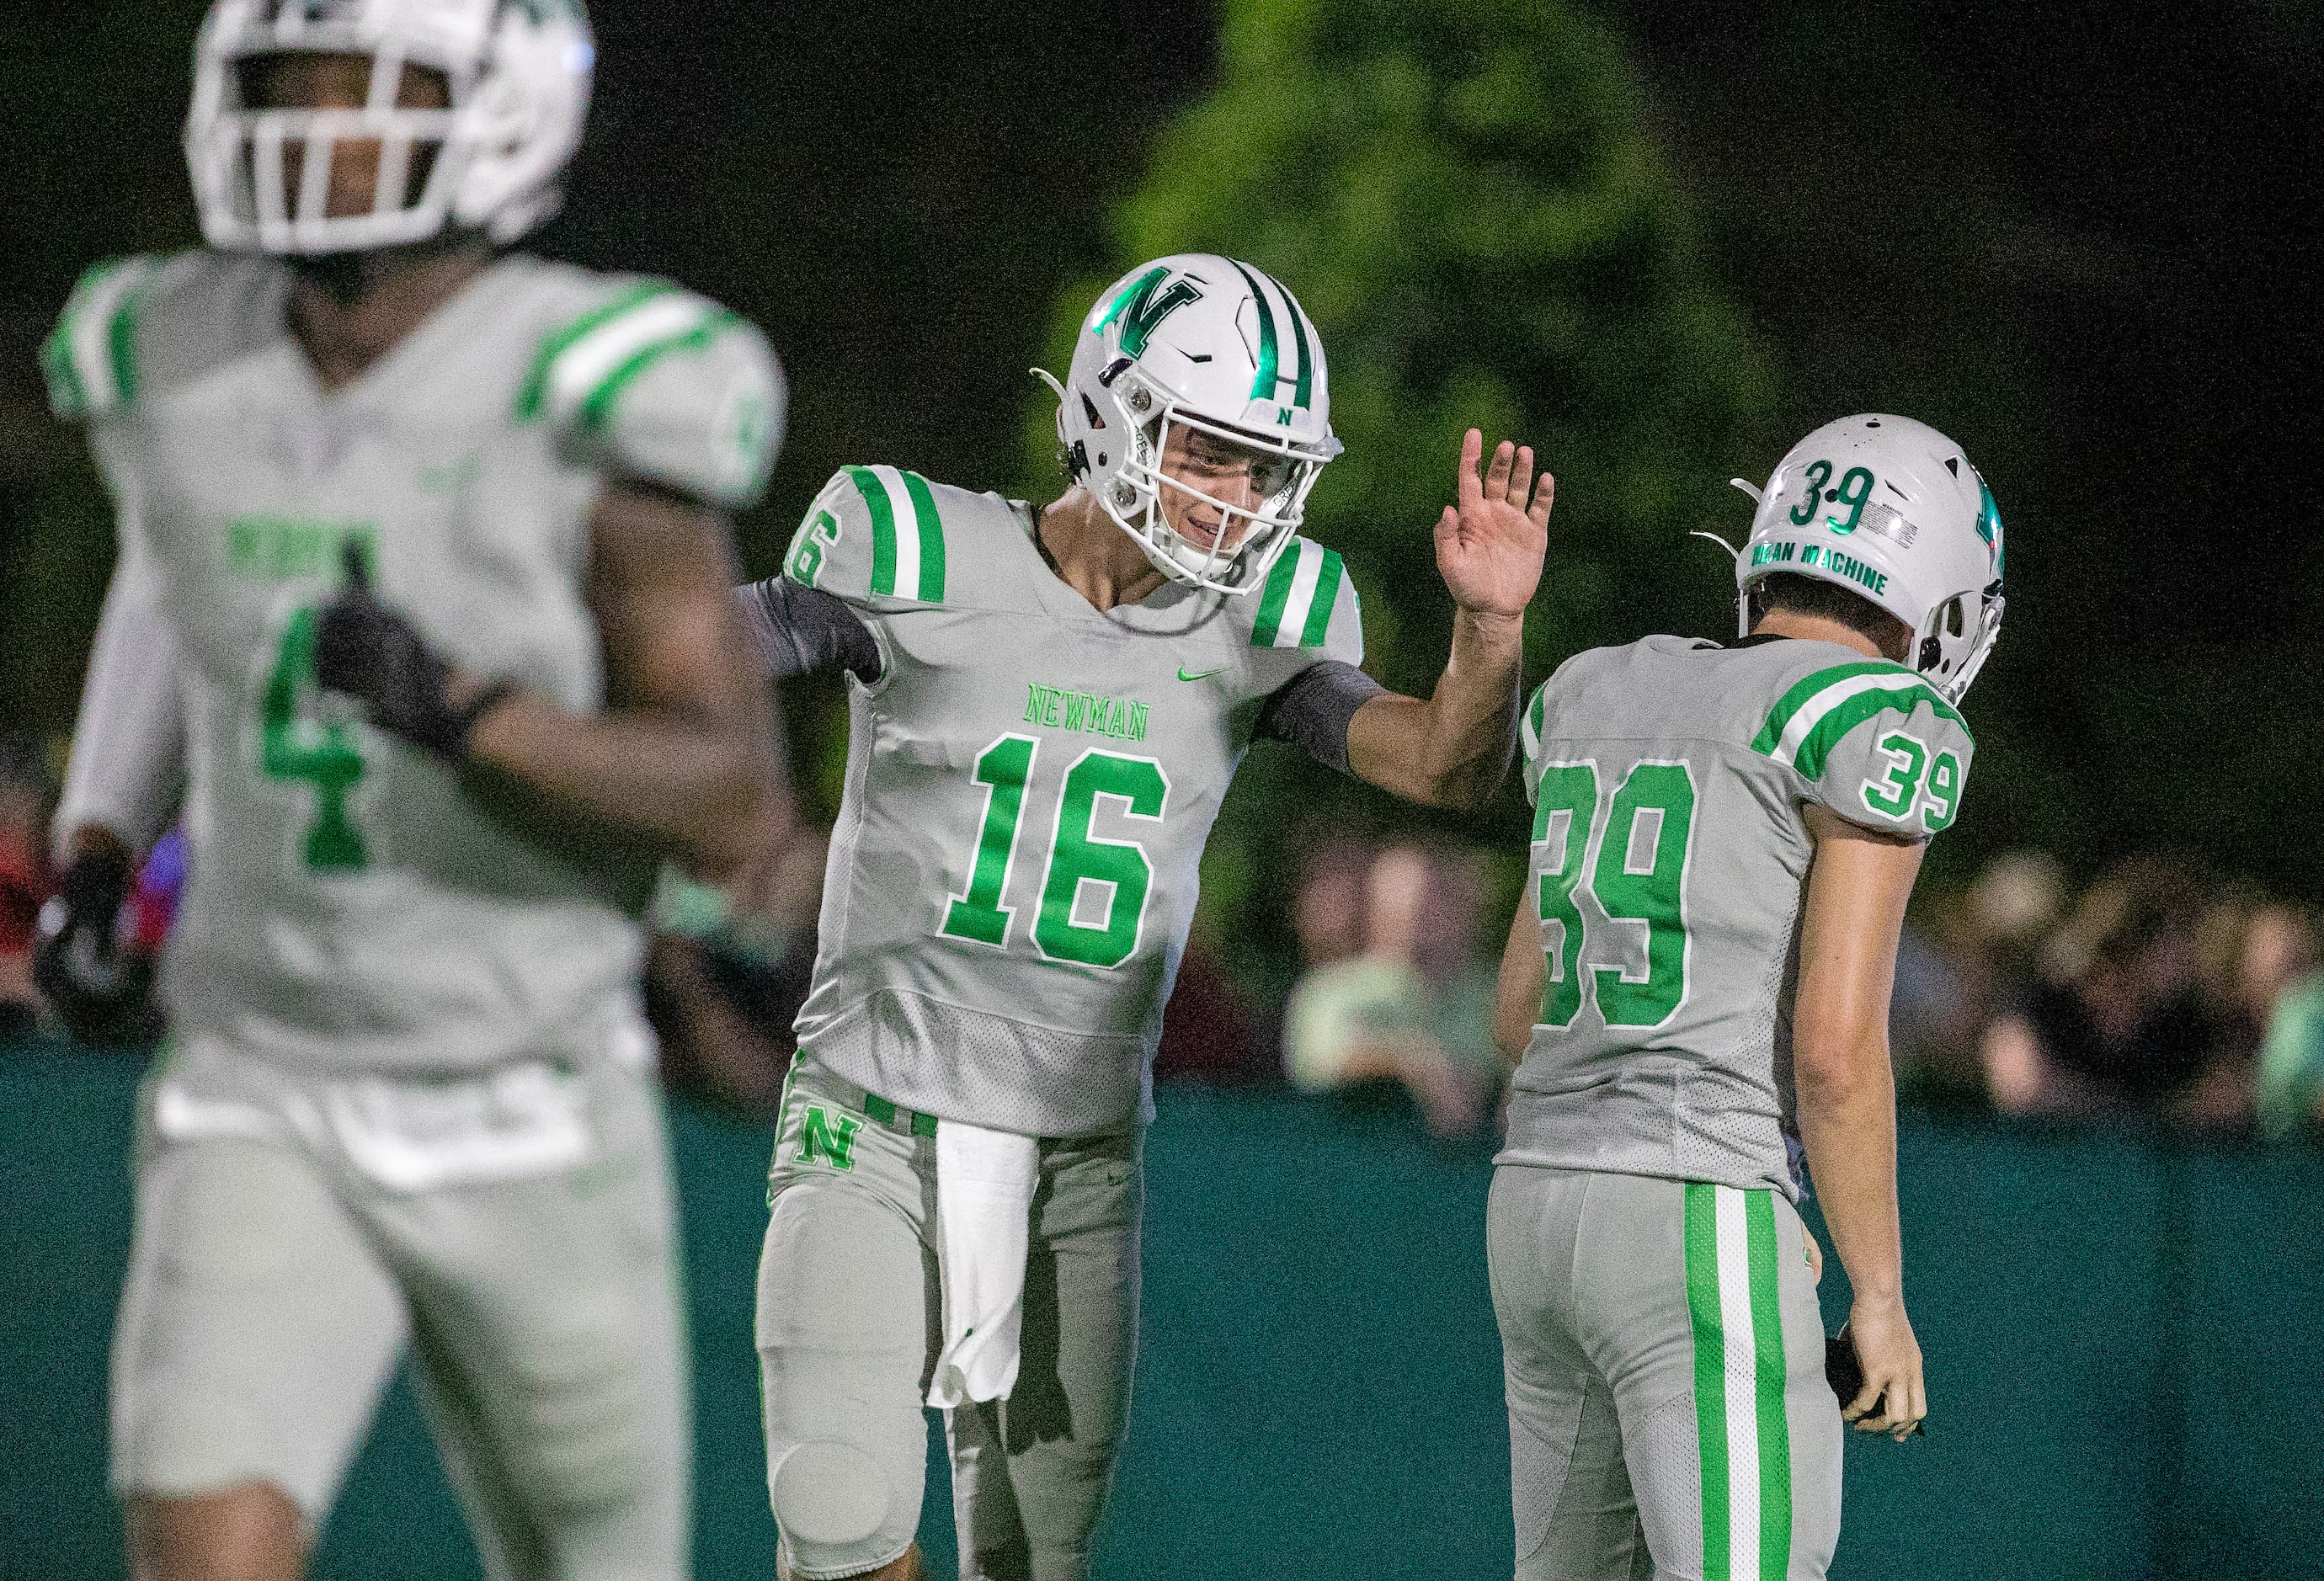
[51,250,781,1072]
[1500,635,1974,1199]
[786,470,1363,1137]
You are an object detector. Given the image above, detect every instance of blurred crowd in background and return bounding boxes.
[8,727,2321,1148]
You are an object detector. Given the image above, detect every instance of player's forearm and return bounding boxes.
[1794,1040,1906,1304]
[464,691,779,879]
[56,556,184,858]
[1493,900,1545,1066]
[1347,608,1522,808]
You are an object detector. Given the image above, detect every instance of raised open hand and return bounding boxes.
[1435,429,1552,621]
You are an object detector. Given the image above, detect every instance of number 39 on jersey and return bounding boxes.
[1530,759,1698,1030]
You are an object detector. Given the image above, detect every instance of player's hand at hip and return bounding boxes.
[1434,429,1553,623]
[317,539,514,761]
[1840,1295,1927,1441]
[33,831,157,1046]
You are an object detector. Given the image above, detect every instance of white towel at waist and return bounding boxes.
[926,1118,1042,1409]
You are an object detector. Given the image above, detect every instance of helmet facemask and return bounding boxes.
[192,40,471,253]
[1915,583,2005,703]
[1097,367,1327,594]
[185,0,592,258]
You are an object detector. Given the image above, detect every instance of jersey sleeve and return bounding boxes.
[55,532,185,856]
[518,279,785,511]
[778,466,953,609]
[1250,538,1363,667]
[1751,660,1976,837]
[41,255,167,424]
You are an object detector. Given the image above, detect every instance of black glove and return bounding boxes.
[32,847,157,1046]
[315,539,514,760]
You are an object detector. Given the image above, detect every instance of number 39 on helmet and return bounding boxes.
[1733,413,2007,702]
[1036,253,1343,595]
[184,0,594,256]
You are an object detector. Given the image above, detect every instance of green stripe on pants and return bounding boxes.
[1685,1183,1730,1578]
[1687,1181,1791,1579]
[1746,1189,1793,1578]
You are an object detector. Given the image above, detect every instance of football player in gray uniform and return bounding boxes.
[35,3,786,1578]
[1486,414,2005,1580]
[734,254,1554,1580]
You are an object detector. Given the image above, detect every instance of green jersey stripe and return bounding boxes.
[1750,661,1899,753]
[1231,260,1281,403]
[1744,1190,1793,1578]
[1778,678,1970,780]
[1251,541,1302,646]
[1752,661,1970,765]
[574,311,737,434]
[1298,547,1344,647]
[44,258,152,418]
[845,466,901,596]
[38,313,85,418]
[900,471,947,602]
[1685,1183,1732,1579]
[514,279,669,420]
[1255,540,1328,648]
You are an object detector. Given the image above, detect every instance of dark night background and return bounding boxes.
[1,0,2317,898]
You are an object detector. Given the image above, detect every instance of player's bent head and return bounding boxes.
[1733,413,2007,701]
[185,0,594,258]
[1747,572,1913,664]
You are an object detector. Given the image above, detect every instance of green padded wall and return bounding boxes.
[3,1044,2318,1579]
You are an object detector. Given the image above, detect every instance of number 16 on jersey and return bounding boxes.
[939,732,1171,970]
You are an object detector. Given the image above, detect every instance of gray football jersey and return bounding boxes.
[45,249,783,1072]
[1499,635,1975,1199]
[783,467,1363,1137]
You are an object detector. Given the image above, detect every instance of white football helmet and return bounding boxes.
[184,0,593,255]
[1039,253,1341,594]
[1734,413,2007,701]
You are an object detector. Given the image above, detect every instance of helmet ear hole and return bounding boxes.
[1919,634,1944,672]
[1945,597,1965,637]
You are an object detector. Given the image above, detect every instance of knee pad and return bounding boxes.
[772,1439,909,1575]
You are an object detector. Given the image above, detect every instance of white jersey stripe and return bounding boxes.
[1767,672,1924,769]
[869,466,922,601]
[1273,540,1323,648]
[1714,1184,1762,1575]
[543,294,712,427]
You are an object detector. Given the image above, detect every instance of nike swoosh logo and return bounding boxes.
[1177,665,1226,682]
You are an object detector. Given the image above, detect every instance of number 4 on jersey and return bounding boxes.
[1532,760,1698,1029]
[259,606,369,872]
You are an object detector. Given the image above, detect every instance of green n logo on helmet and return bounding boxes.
[1093,266,1204,359]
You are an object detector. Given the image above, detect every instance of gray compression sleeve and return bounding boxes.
[55,540,185,860]
[1254,659,1387,776]
[734,578,882,683]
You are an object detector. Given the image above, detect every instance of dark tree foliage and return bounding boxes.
[1031,0,1774,700]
